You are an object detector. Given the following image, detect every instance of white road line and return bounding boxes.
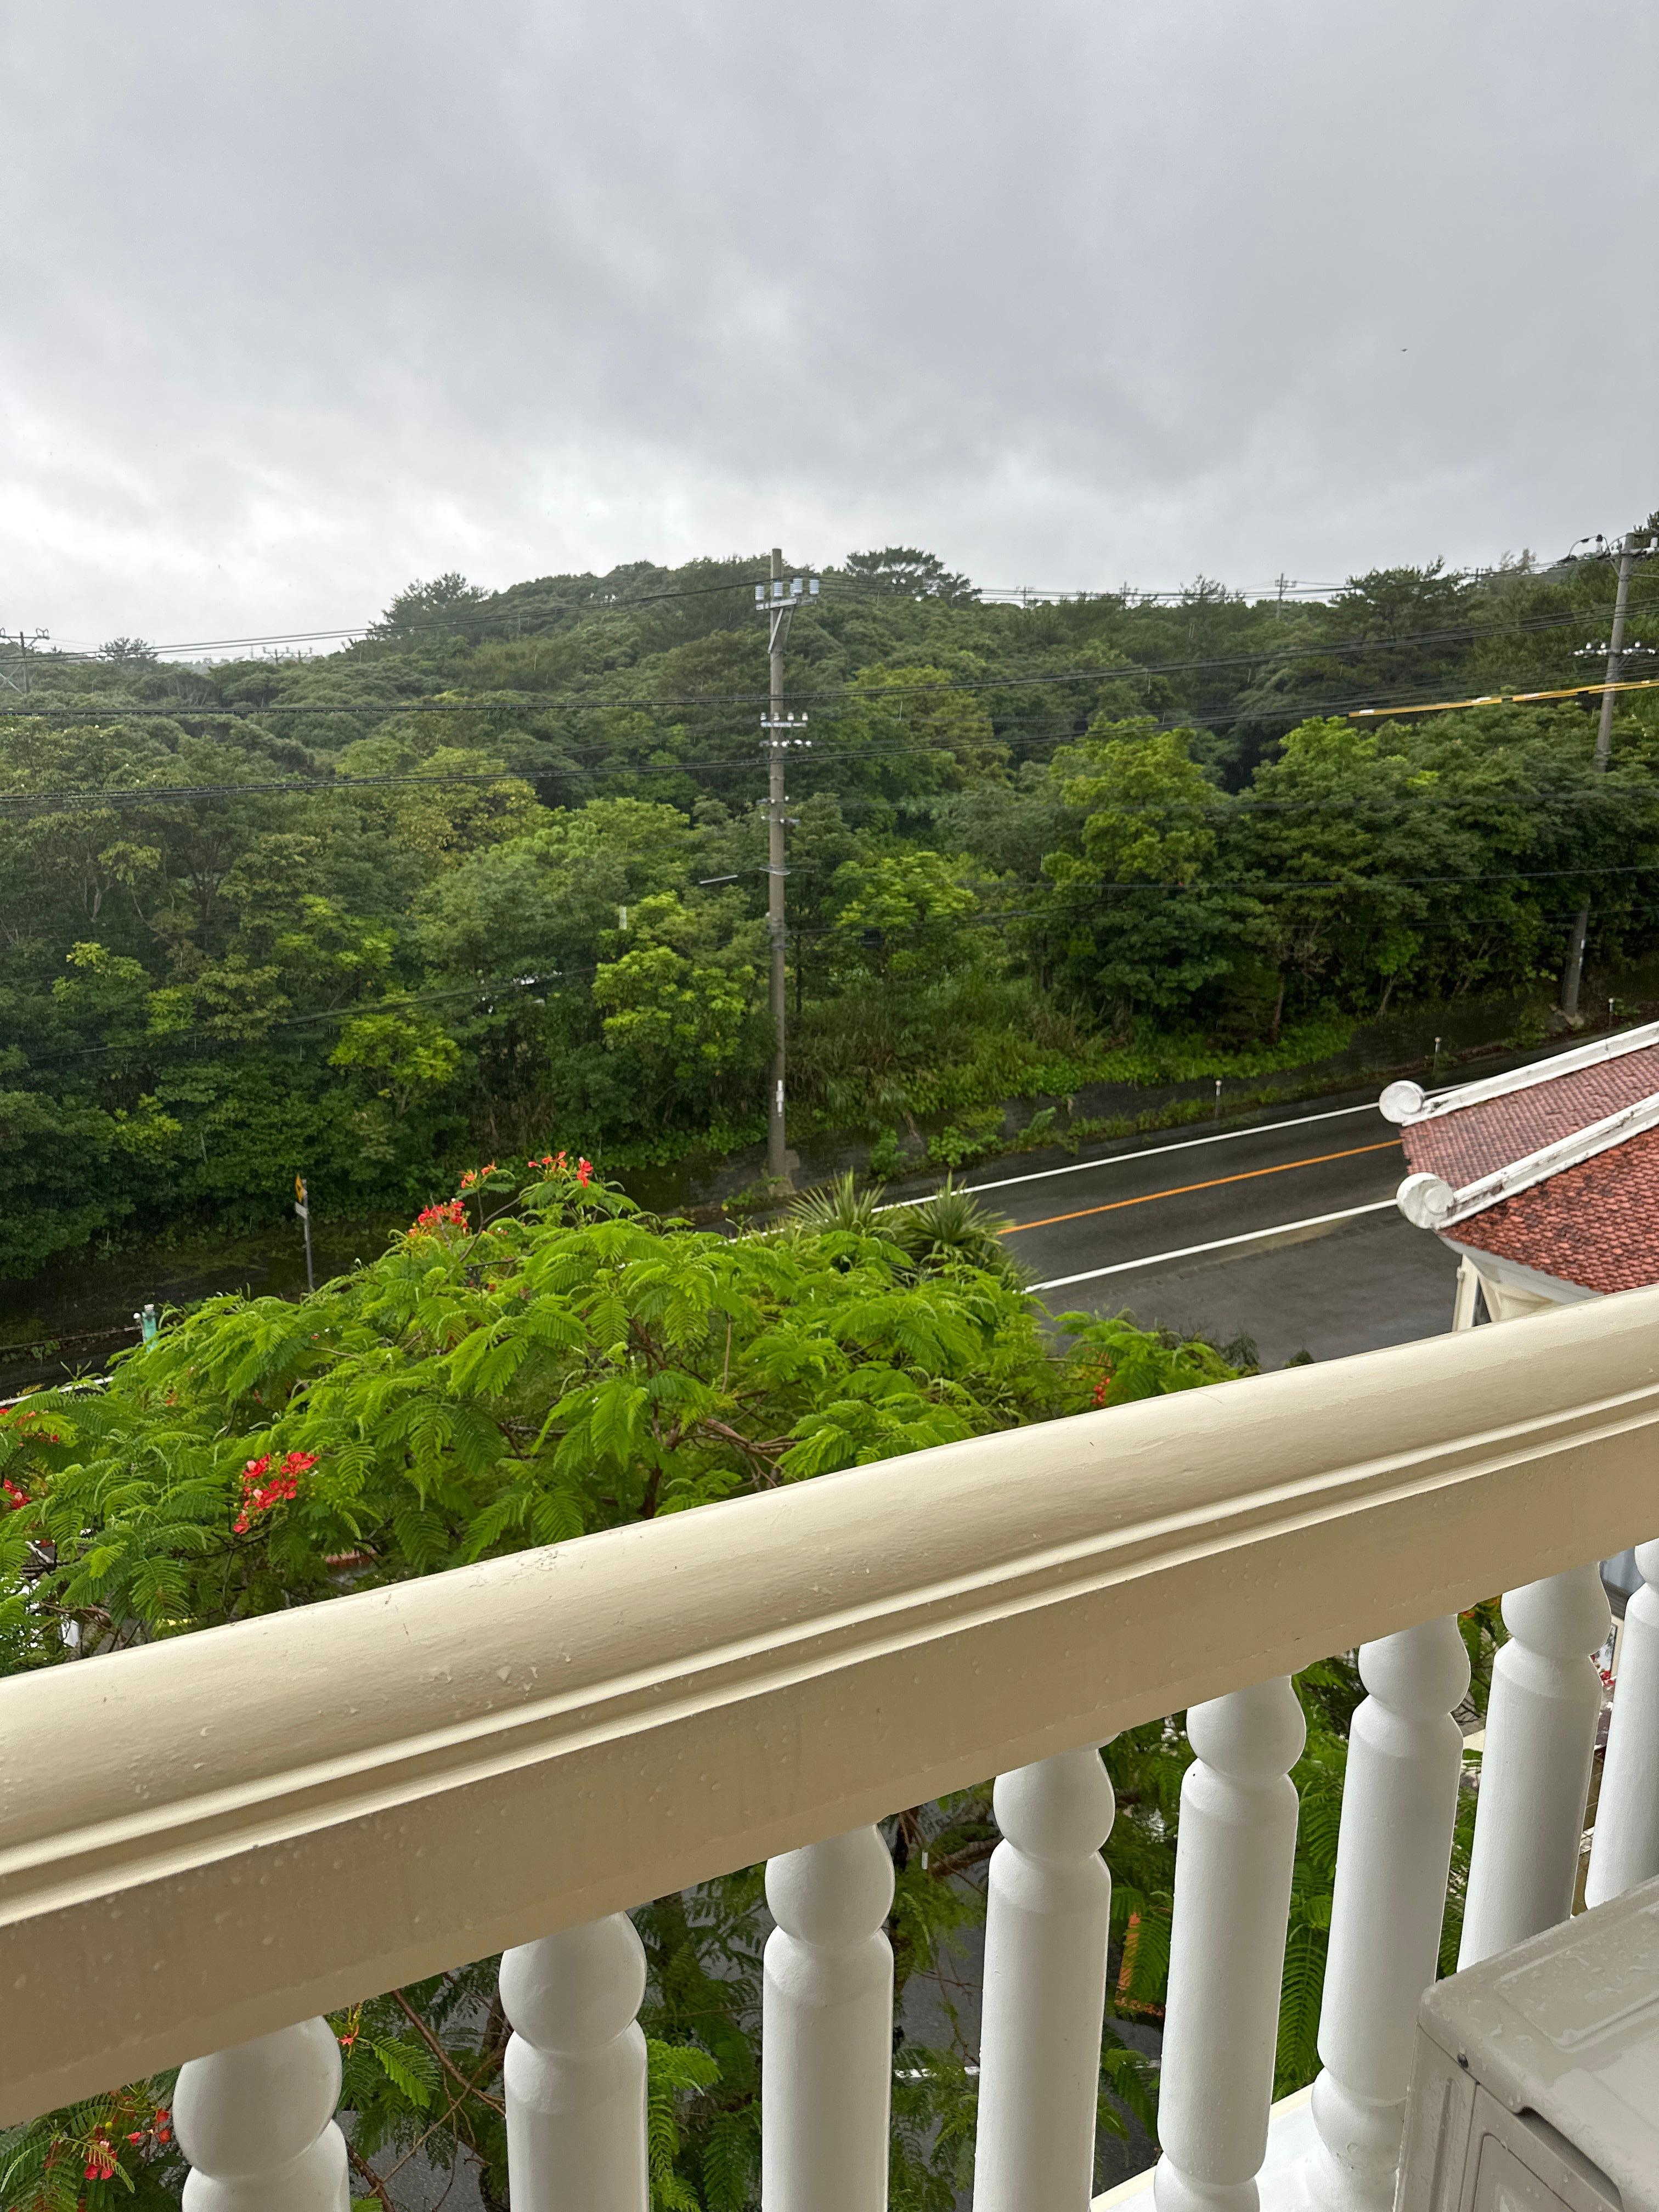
[1028,1200,1398,1292]
[876,1099,1383,1211]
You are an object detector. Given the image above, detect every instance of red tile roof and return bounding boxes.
[1449,1123,1659,1294]
[1402,1045,1659,1188]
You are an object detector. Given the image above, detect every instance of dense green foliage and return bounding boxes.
[5,539,1658,1277]
[0,1167,1246,2208]
[0,1167,1503,2208]
[0,1166,1070,1654]
[0,1163,1506,2210]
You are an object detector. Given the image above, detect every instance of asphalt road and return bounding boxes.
[932,1091,1463,1368]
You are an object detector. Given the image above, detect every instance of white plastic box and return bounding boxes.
[1397,1874,1659,2212]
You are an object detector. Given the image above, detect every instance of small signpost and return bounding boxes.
[295,1175,315,1293]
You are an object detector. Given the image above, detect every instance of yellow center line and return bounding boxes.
[998,1139,1404,1235]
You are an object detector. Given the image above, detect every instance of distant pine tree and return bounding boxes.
[368,570,492,641]
[842,545,979,603]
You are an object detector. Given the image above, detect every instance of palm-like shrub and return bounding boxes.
[885,1178,1024,1284]
[783,1170,884,1239]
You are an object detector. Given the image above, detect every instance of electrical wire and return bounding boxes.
[24,547,1624,660]
[22,967,594,1069]
[8,697,1659,812]
[1351,674,1659,717]
[8,648,1659,814]
[22,856,1659,1075]
[17,570,813,659]
[8,590,1658,720]
[4,763,1658,817]
[23,563,991,659]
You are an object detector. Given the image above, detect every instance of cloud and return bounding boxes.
[3,0,1655,642]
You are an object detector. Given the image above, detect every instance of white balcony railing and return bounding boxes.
[4,1287,1659,2210]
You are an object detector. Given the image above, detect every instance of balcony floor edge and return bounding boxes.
[1092,2084,1317,2211]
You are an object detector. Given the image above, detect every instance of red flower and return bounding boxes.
[411,1199,467,1236]
[234,1454,314,1531]
[577,1157,594,1186]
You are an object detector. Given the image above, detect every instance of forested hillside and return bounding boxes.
[4,539,1658,1277]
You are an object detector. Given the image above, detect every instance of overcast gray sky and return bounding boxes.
[4,1,1656,646]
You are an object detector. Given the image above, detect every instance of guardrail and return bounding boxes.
[4,1287,1658,2209]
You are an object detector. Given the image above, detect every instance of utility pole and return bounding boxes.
[1561,531,1649,1018]
[2,629,48,695]
[756,549,819,1185]
[294,1174,315,1293]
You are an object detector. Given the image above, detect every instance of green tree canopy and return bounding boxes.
[0,1170,1500,2211]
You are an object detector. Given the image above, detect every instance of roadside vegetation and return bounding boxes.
[0,1166,1500,2210]
[4,539,1659,1277]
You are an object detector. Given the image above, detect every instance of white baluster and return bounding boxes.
[174,2018,348,2212]
[1154,1677,1306,2212]
[1302,1617,1470,2212]
[763,1824,894,2212]
[1459,1564,1610,1967]
[974,1743,1115,2212]
[499,1912,648,2212]
[1588,1537,1659,1906]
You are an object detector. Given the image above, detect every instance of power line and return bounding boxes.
[29,564,993,659]
[20,854,1659,1076]
[1025,861,1659,896]
[8,653,1659,814]
[3,761,1656,818]
[8,591,1656,722]
[32,547,1618,660]
[10,711,1659,816]
[26,571,818,659]
[21,968,594,1068]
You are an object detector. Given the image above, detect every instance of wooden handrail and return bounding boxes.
[2,1285,1657,2119]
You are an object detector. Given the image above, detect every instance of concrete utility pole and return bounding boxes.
[294,1174,315,1293]
[1561,531,1648,1018]
[757,549,819,1185]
